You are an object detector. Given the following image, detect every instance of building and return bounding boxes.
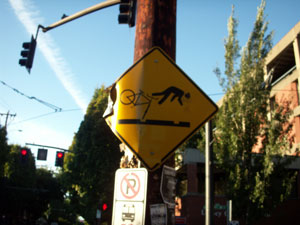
[265,21,300,153]
[255,19,300,225]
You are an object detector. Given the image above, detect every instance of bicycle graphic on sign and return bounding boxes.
[120,89,157,119]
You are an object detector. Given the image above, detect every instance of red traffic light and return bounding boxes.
[20,148,30,164]
[102,203,108,211]
[55,151,64,167]
[21,149,28,156]
[57,152,64,158]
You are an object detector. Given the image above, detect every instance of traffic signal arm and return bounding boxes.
[42,0,120,32]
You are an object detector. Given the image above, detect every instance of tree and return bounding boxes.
[1,144,65,224]
[214,1,297,224]
[0,127,9,177]
[2,145,36,224]
[35,169,65,221]
[63,86,122,224]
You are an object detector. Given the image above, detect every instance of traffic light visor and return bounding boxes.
[120,4,130,13]
[21,50,29,57]
[22,42,30,49]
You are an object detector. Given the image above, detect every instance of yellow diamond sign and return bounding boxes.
[104,47,218,171]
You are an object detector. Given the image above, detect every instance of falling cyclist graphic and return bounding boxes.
[120,86,191,121]
[152,86,190,106]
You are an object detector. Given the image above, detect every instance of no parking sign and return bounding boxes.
[112,168,148,225]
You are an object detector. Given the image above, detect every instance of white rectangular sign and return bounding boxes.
[112,168,148,225]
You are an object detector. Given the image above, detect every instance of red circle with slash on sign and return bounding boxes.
[120,172,141,199]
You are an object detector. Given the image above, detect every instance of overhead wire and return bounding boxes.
[2,79,298,125]
[10,108,81,125]
[0,80,62,112]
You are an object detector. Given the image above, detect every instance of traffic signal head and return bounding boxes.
[19,35,37,73]
[102,203,108,211]
[100,202,110,223]
[55,151,65,167]
[118,0,136,27]
[20,148,30,164]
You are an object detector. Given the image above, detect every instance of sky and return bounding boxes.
[1,0,300,169]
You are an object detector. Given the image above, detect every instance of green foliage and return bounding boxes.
[63,86,121,224]
[5,145,36,187]
[214,1,297,224]
[0,127,9,177]
[1,145,64,224]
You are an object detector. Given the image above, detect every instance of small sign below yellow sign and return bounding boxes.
[104,47,218,171]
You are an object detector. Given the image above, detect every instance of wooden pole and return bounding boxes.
[133,1,177,224]
[134,0,176,62]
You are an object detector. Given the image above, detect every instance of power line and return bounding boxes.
[0,80,62,112]
[10,108,81,125]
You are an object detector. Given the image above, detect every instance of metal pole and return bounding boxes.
[205,120,213,225]
[25,143,70,152]
[227,200,232,225]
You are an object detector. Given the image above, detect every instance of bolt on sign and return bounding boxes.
[103,47,218,171]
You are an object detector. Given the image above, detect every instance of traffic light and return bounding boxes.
[37,148,48,161]
[20,148,30,164]
[102,203,108,212]
[55,151,64,167]
[101,202,110,223]
[19,35,37,73]
[118,0,137,27]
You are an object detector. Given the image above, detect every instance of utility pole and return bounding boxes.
[133,1,176,225]
[0,111,16,127]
